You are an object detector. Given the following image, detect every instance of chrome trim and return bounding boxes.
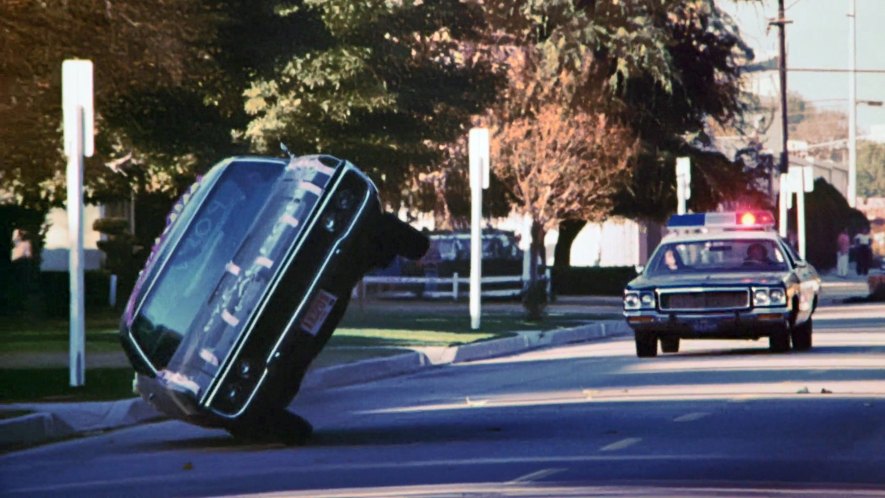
[203,163,373,418]
[657,287,750,312]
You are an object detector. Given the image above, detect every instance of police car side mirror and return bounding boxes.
[796,260,808,268]
[634,264,645,275]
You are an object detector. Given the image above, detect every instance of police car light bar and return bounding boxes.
[667,211,776,232]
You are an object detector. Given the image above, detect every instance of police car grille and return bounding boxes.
[660,290,749,311]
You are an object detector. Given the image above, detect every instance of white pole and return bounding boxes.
[63,59,92,387]
[468,128,489,331]
[778,172,789,238]
[67,106,86,387]
[797,170,807,259]
[848,0,857,208]
[469,164,482,330]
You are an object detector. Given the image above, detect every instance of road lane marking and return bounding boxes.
[673,411,710,422]
[599,437,641,452]
[507,467,565,484]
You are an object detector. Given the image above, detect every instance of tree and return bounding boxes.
[491,104,635,318]
[610,0,752,221]
[240,0,500,208]
[857,141,885,199]
[0,0,219,312]
[479,0,750,317]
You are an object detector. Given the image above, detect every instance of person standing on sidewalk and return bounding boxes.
[837,229,850,277]
[855,227,873,276]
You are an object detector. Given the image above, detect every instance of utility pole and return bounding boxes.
[771,0,792,237]
[848,0,857,208]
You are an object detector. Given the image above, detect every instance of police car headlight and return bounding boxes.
[640,292,655,307]
[753,289,771,307]
[769,288,787,306]
[624,292,641,310]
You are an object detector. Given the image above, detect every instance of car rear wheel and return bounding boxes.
[660,337,680,353]
[768,328,791,353]
[635,333,658,358]
[791,317,813,351]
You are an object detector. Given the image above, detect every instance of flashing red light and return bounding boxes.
[739,212,756,226]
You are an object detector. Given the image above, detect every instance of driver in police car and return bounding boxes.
[745,243,772,264]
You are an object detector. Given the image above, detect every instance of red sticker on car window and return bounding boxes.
[300,290,338,336]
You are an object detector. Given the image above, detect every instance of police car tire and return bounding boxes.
[635,333,658,357]
[660,337,680,353]
[768,329,791,353]
[791,318,813,351]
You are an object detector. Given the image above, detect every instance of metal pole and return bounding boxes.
[776,0,791,235]
[67,106,85,387]
[469,160,482,330]
[779,173,789,238]
[848,0,857,207]
[797,171,807,259]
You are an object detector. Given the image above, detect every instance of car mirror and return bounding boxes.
[796,260,808,268]
[634,264,645,275]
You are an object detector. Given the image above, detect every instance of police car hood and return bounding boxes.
[628,271,787,290]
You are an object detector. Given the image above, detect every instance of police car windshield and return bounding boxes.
[648,238,789,276]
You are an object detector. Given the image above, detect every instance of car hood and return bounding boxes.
[627,271,788,290]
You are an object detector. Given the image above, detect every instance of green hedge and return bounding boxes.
[39,271,116,317]
[552,266,636,296]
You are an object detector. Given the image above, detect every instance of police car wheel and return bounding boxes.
[791,317,813,351]
[660,337,680,354]
[768,329,791,353]
[635,333,658,358]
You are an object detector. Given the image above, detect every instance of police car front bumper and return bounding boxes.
[624,308,791,339]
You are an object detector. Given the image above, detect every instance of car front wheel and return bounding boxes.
[635,333,658,358]
[769,328,791,353]
[660,337,680,353]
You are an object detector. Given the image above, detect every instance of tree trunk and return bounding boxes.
[553,219,586,270]
[522,219,547,321]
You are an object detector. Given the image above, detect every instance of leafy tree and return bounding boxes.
[857,141,885,198]
[478,0,751,314]
[0,0,218,310]
[240,0,500,208]
[798,178,869,270]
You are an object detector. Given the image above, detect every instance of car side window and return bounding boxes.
[779,237,802,267]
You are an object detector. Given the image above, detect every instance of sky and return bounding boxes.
[721,0,885,135]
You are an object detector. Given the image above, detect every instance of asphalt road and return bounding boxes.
[2,301,885,497]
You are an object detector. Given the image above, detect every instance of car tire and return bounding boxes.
[635,333,658,358]
[768,328,791,353]
[791,317,813,351]
[660,337,680,353]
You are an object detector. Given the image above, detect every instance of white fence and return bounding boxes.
[358,270,552,301]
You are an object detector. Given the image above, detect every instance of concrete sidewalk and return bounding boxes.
[0,317,630,450]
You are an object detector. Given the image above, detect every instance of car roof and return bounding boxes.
[660,230,783,244]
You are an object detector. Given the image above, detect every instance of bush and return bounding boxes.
[39,271,115,317]
[552,266,636,296]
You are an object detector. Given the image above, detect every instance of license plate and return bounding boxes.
[693,320,718,333]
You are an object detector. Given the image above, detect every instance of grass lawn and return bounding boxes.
[0,368,136,403]
[0,307,121,354]
[0,301,613,402]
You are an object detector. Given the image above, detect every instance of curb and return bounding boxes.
[303,319,630,388]
[0,319,630,449]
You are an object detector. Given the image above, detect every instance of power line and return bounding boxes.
[789,68,885,74]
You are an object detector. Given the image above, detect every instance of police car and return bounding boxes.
[623,211,820,357]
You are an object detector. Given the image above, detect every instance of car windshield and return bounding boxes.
[130,160,284,369]
[647,238,789,276]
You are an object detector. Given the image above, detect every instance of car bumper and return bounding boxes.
[624,308,790,339]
